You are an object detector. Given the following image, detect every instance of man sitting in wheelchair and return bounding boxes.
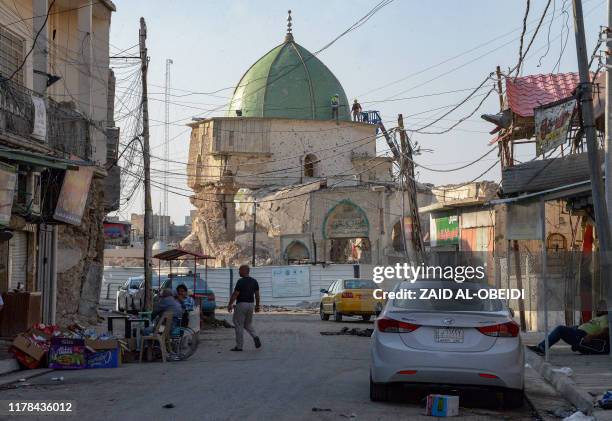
[175,283,195,327]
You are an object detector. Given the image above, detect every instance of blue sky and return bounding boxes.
[109,0,607,223]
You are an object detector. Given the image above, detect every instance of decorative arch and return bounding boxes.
[547,233,567,251]
[322,200,369,240]
[284,240,310,263]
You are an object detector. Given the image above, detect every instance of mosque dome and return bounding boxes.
[227,12,350,121]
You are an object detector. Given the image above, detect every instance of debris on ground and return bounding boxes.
[598,390,612,409]
[320,327,373,337]
[552,367,573,376]
[203,318,234,329]
[562,411,594,421]
[311,407,332,412]
[162,403,175,409]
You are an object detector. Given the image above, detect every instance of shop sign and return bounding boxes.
[323,200,369,239]
[535,97,576,156]
[54,166,94,226]
[104,222,131,246]
[430,212,459,247]
[0,163,17,226]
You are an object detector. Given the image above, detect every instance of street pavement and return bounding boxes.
[2,314,549,421]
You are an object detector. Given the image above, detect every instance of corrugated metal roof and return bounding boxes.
[506,72,581,117]
[153,248,215,261]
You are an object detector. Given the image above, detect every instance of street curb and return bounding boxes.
[0,358,19,376]
[0,368,54,387]
[525,350,594,415]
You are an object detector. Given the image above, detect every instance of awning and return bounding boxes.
[488,180,591,205]
[0,147,94,170]
[153,248,215,261]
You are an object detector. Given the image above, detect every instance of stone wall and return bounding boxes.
[56,177,105,325]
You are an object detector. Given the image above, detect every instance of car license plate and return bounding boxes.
[435,328,464,343]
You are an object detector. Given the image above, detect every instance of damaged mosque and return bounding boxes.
[180,13,426,267]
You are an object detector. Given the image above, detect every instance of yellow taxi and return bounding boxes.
[319,279,384,322]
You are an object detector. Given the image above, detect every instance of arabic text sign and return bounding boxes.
[323,201,369,239]
[271,266,311,298]
[535,98,576,156]
[431,213,459,247]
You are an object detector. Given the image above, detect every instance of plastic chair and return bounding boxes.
[139,311,173,363]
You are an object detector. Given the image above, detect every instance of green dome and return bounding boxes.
[227,34,350,121]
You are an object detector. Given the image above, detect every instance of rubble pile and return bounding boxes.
[320,327,373,337]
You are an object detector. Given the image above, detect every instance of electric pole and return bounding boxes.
[252,201,257,266]
[604,0,612,356]
[164,58,173,243]
[140,17,153,310]
[573,0,612,352]
[397,114,425,264]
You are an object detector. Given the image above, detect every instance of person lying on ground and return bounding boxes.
[528,300,609,356]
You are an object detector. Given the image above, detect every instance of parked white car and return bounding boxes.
[116,276,143,312]
[370,280,524,407]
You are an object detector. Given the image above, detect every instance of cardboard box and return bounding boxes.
[48,337,85,370]
[426,394,459,417]
[12,334,47,361]
[86,348,120,369]
[85,338,118,351]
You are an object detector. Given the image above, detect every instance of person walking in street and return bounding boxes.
[227,265,262,351]
[351,99,362,121]
[331,94,340,122]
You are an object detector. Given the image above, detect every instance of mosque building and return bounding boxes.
[182,12,425,267]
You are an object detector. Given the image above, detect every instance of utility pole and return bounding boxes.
[397,114,425,264]
[573,0,612,351]
[164,58,173,242]
[251,201,257,266]
[140,17,154,311]
[604,0,612,357]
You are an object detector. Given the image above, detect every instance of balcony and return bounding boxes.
[0,79,91,161]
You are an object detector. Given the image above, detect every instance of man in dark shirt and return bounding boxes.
[227,265,262,351]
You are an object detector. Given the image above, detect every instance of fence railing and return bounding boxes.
[0,78,91,160]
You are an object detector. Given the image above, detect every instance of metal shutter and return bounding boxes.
[9,231,27,290]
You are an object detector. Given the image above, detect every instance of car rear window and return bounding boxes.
[393,284,503,312]
[343,279,377,289]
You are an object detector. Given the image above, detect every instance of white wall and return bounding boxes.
[101,264,389,308]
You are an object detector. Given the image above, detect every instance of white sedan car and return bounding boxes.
[370,280,524,407]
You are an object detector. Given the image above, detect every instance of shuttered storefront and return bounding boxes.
[9,231,27,290]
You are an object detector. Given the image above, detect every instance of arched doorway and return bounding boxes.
[285,240,310,264]
[323,200,371,263]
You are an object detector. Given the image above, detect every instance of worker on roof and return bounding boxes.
[351,99,362,122]
[331,94,340,122]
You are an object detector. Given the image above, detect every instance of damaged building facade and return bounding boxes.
[0,0,118,329]
[182,23,425,267]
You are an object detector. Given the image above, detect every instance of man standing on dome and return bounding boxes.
[331,94,340,122]
[352,99,362,121]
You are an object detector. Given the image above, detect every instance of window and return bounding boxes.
[547,233,567,251]
[303,154,318,178]
[343,279,377,289]
[0,27,25,86]
[228,130,234,148]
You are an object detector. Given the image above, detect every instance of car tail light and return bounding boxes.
[478,373,498,379]
[376,318,420,333]
[341,292,353,298]
[398,370,417,375]
[476,321,519,337]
